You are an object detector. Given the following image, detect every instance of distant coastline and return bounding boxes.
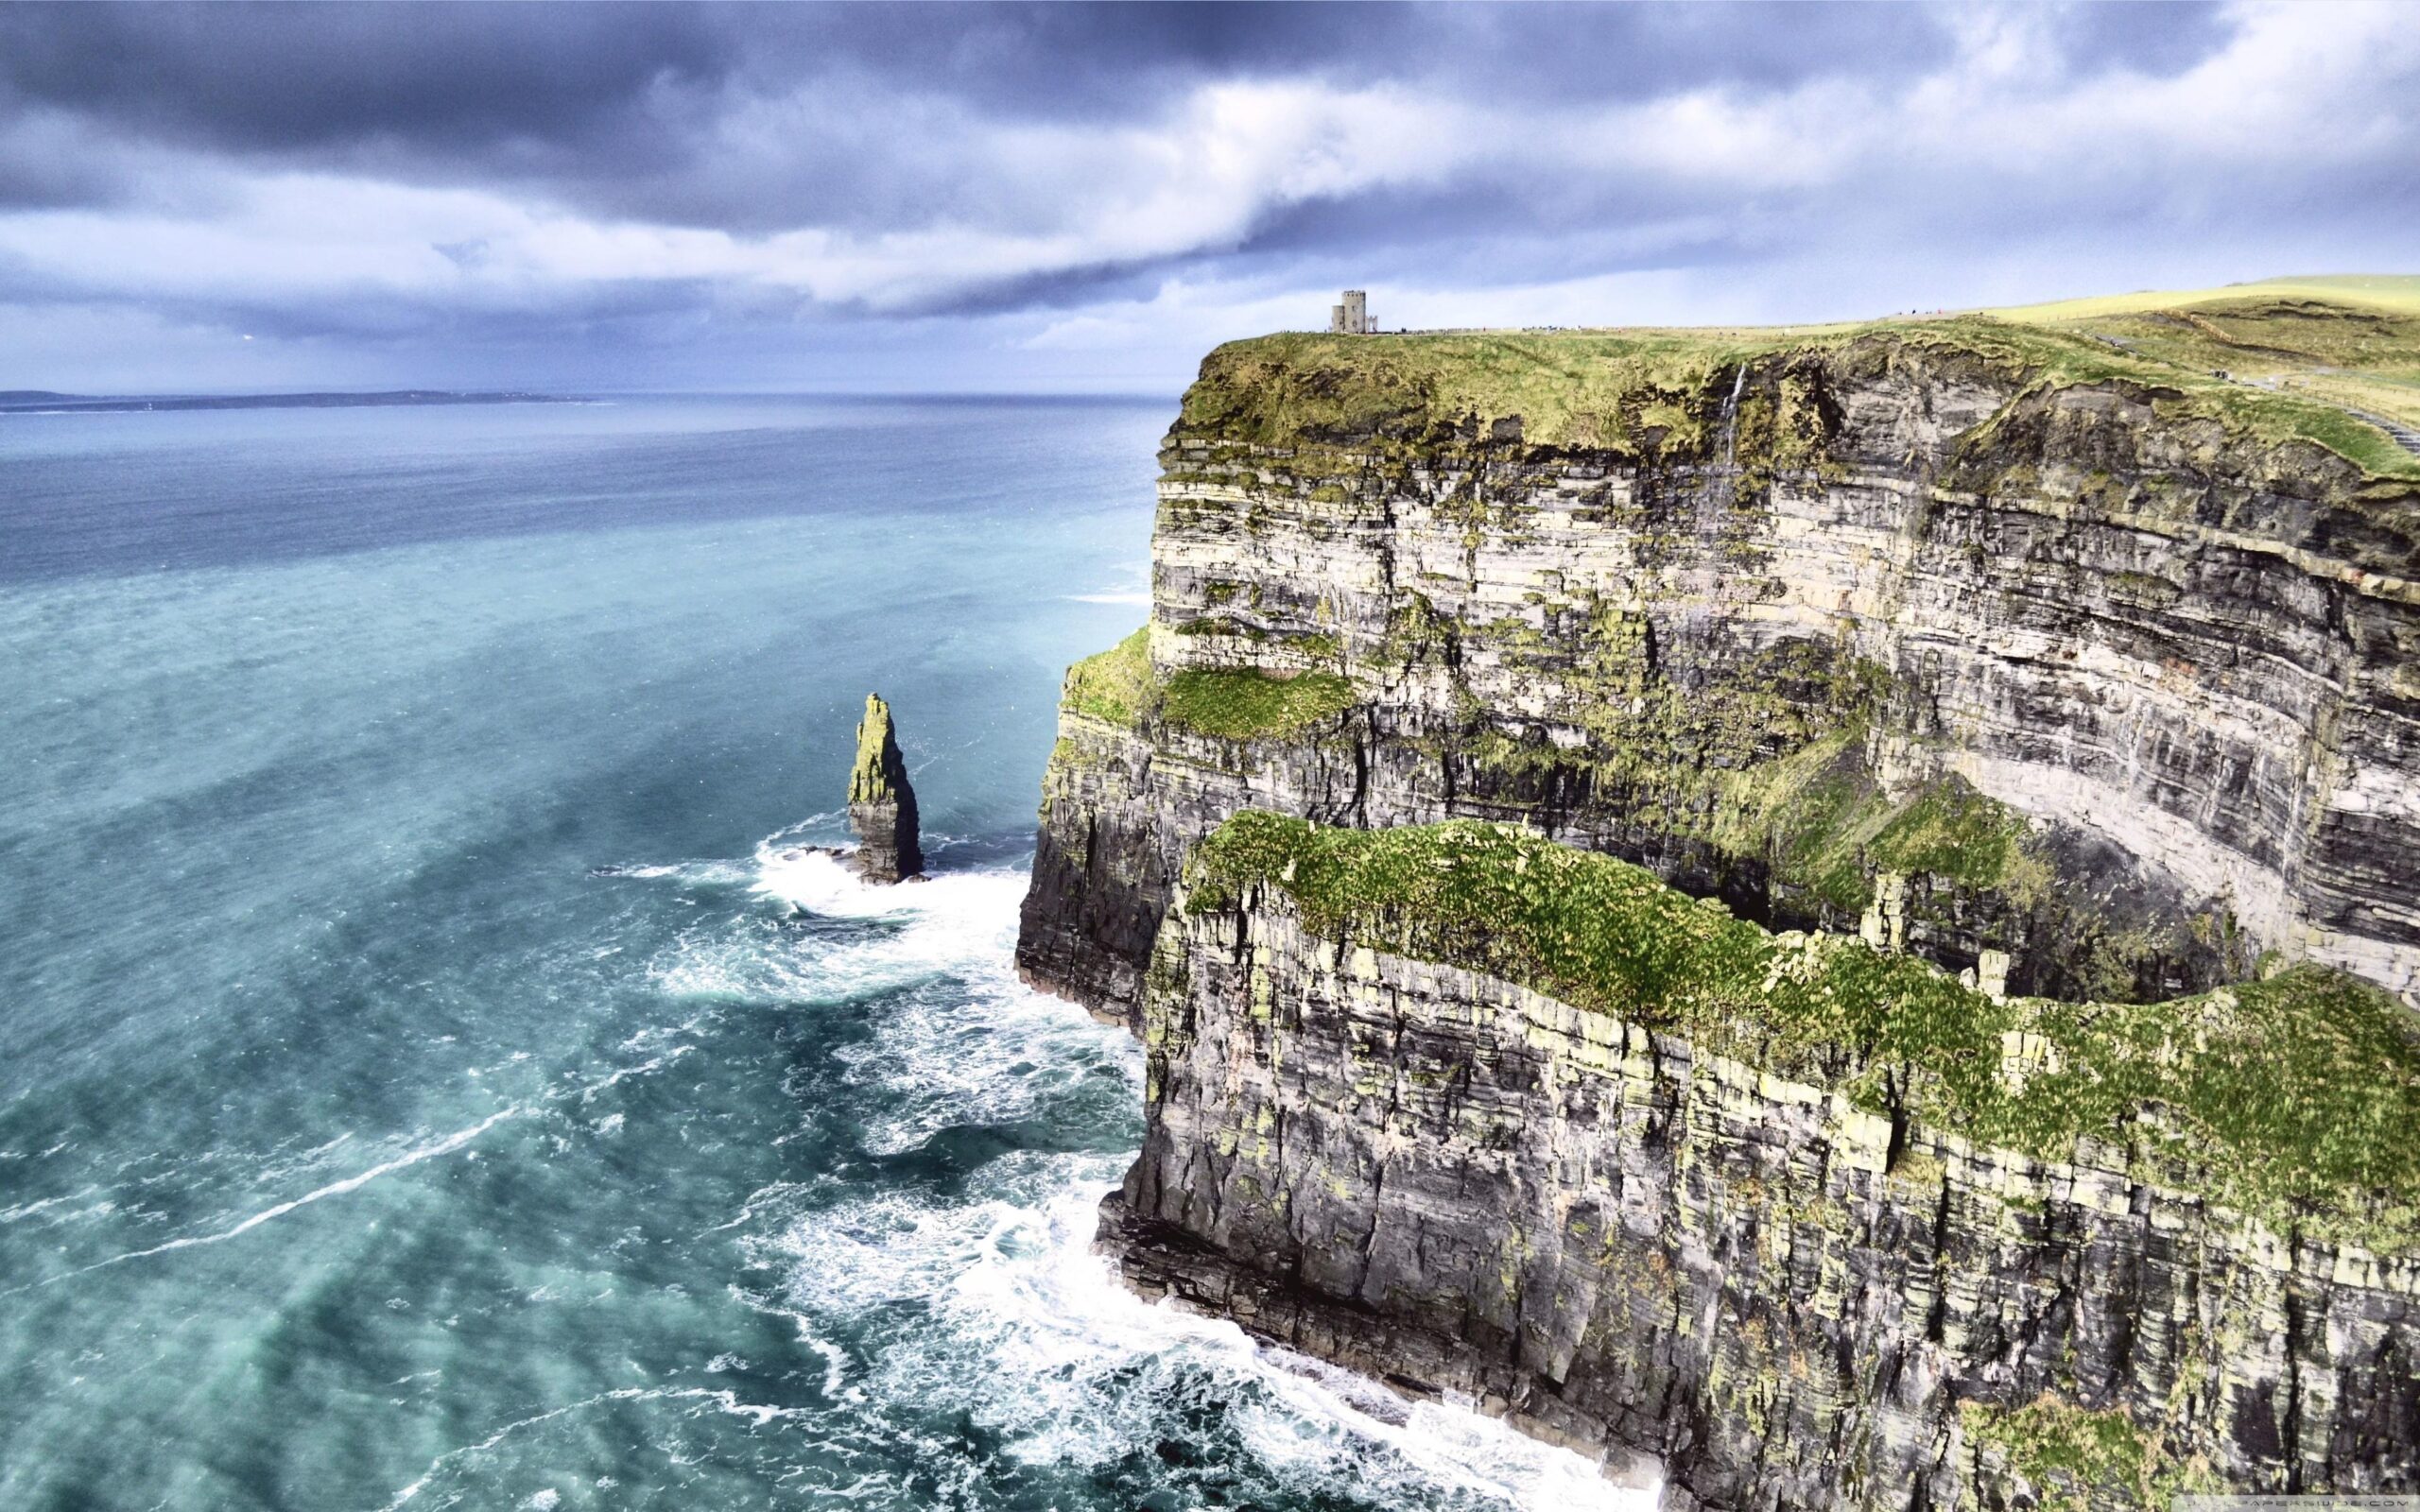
[0,389,578,414]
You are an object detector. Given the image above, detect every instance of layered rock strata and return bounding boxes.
[847,692,922,884]
[1020,326,2420,1020]
[1110,856,2420,1510]
[1015,314,2420,1508]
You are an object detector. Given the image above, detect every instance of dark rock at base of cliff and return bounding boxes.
[849,797,921,885]
[846,693,922,885]
[1098,1194,1673,1498]
[1014,811,1165,1019]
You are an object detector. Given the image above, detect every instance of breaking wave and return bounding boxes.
[711,835,1657,1512]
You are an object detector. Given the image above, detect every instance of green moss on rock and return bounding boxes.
[1961,1395,2216,1512]
[1471,620,2055,919]
[848,693,902,804]
[1867,774,2048,898]
[1053,627,1357,744]
[1714,738,2053,916]
[1474,611,1886,808]
[1189,813,2420,1246]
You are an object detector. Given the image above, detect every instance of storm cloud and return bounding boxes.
[0,1,2411,391]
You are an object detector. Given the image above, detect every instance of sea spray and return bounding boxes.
[743,848,1655,1512]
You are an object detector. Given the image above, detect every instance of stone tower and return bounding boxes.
[845,693,922,884]
[1327,289,1370,335]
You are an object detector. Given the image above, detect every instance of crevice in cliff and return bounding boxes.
[1924,1175,1955,1346]
[2283,1250,2308,1494]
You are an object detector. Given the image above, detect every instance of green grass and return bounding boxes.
[1998,291,2420,440]
[1475,615,2045,919]
[1062,627,1154,726]
[1173,284,2420,478]
[1866,775,2052,902]
[1161,668,1356,740]
[1710,730,2051,916]
[1189,813,2420,1246]
[1960,1398,2147,1512]
[1055,627,1359,741]
[1177,328,1791,454]
[1986,274,2420,322]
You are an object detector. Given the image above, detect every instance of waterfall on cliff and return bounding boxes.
[1720,361,1748,472]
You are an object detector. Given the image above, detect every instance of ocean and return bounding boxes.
[0,395,1638,1511]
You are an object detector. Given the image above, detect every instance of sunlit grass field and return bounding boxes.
[1186,275,2420,476]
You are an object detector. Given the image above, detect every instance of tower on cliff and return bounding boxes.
[1327,289,1371,335]
[846,693,922,884]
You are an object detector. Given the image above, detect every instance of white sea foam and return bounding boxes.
[0,1186,106,1226]
[377,1383,827,1510]
[594,857,760,886]
[635,833,1663,1511]
[839,971,1126,1156]
[18,1108,522,1292]
[717,846,1658,1510]
[248,1130,359,1189]
[807,1334,850,1399]
[756,1165,1655,1512]
[616,1012,708,1054]
[570,1046,693,1104]
[750,843,1133,1151]
[649,841,1038,1007]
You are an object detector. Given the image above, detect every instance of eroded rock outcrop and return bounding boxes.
[847,693,921,883]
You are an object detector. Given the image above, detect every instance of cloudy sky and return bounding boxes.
[3,1,2414,394]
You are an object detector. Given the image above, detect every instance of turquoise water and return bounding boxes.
[0,397,1631,1512]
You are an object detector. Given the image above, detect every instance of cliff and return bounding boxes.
[1114,816,2420,1510]
[1014,292,2420,1505]
[1021,301,2420,1015]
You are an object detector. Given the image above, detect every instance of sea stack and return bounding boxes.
[846,693,922,883]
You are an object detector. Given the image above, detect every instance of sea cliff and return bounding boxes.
[1111,816,2420,1510]
[1016,294,2420,1506]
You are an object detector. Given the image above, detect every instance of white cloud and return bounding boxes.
[0,0,2411,387]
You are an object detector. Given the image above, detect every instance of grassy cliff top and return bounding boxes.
[1173,279,2420,478]
[1996,283,2420,455]
[1986,273,2420,322]
[1190,812,2420,1248]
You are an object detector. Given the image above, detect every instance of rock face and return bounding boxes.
[1013,314,2420,1507]
[1114,874,2420,1510]
[847,693,921,883]
[1020,327,2420,1022]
